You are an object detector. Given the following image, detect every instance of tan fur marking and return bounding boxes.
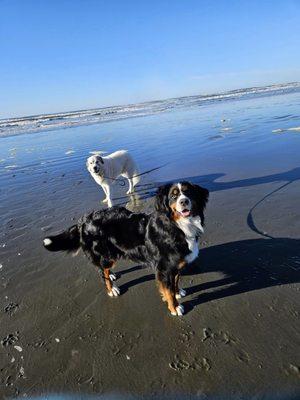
[157,280,167,302]
[163,286,178,314]
[103,268,113,293]
[157,278,178,314]
[156,275,178,312]
[170,203,181,222]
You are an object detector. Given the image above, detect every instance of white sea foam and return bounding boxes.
[1,82,299,138]
[272,129,285,133]
[272,126,300,133]
[220,127,232,131]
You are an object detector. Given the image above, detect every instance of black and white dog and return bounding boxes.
[43,182,209,316]
[86,150,140,207]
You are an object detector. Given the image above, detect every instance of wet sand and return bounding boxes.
[1,92,300,398]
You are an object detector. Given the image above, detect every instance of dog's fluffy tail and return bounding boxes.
[43,225,80,252]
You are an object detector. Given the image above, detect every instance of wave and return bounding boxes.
[1,82,300,138]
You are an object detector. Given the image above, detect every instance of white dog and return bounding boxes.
[86,150,140,207]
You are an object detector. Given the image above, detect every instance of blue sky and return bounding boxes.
[1,0,300,118]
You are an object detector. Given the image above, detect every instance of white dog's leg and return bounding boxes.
[126,178,134,195]
[105,185,113,208]
[101,184,109,203]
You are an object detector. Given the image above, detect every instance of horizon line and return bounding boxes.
[2,80,299,122]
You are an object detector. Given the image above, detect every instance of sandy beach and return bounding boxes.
[1,90,300,398]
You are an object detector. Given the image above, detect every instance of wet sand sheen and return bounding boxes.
[0,92,300,398]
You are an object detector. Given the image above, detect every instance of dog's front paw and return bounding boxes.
[175,289,187,299]
[171,304,184,316]
[102,198,108,203]
[107,285,120,297]
[109,272,117,281]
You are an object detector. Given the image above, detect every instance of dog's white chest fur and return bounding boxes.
[176,216,203,263]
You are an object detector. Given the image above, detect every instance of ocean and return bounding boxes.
[1,82,300,138]
[0,82,300,238]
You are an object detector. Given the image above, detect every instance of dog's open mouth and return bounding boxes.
[178,209,191,218]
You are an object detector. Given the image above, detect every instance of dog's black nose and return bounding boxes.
[179,198,189,207]
[93,167,98,172]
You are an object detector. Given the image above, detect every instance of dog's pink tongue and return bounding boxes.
[181,210,190,217]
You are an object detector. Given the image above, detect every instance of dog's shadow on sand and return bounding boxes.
[115,166,300,205]
[118,167,300,312]
[185,166,300,193]
[178,166,300,312]
[116,265,155,294]
[180,237,300,313]
[120,237,300,314]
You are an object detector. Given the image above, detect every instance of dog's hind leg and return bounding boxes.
[101,184,109,203]
[132,173,140,189]
[128,174,140,194]
[126,178,134,195]
[105,185,113,208]
[100,260,120,297]
[157,275,167,302]
[175,273,187,299]
[105,259,121,281]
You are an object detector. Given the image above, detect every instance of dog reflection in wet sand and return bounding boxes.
[86,150,140,207]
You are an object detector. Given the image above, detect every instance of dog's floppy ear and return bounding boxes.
[192,184,209,208]
[191,183,209,223]
[155,183,172,214]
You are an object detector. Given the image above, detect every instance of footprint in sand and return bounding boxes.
[4,303,19,315]
[1,332,19,347]
[236,350,250,363]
